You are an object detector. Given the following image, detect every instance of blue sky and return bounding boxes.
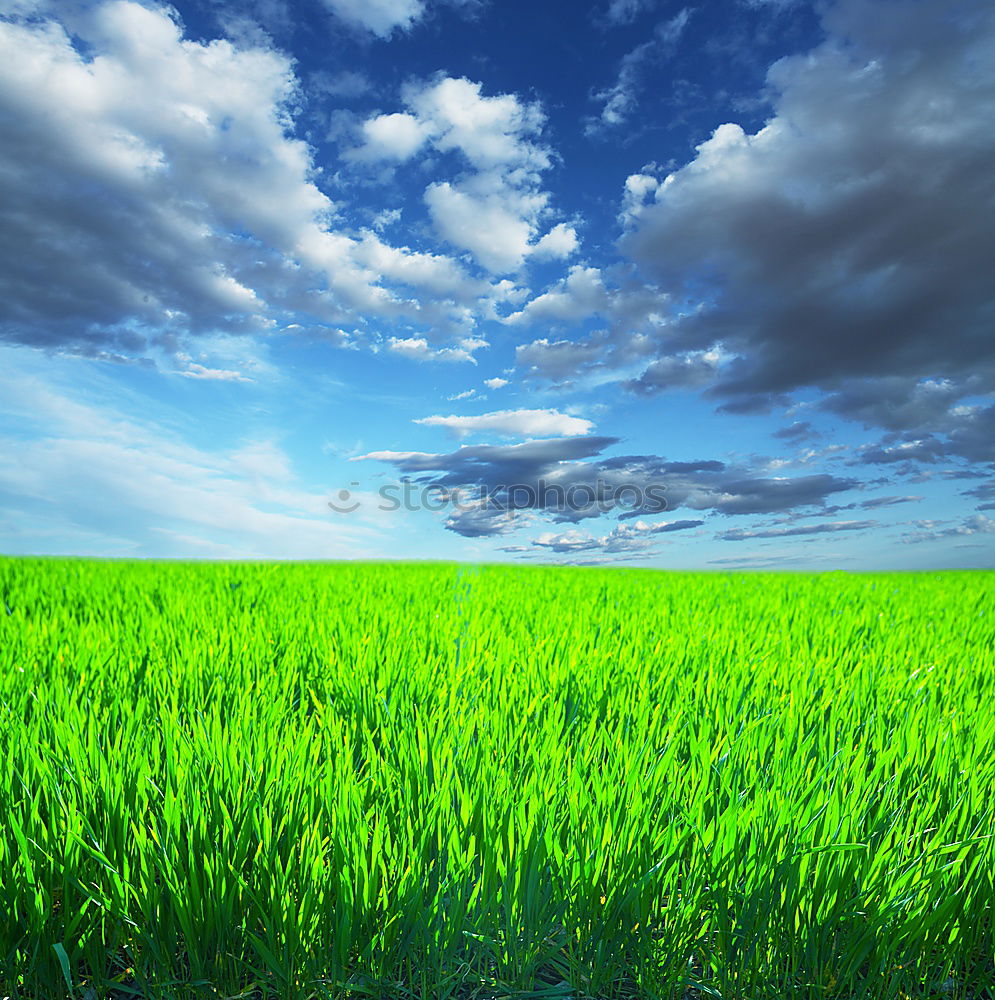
[1,0,993,567]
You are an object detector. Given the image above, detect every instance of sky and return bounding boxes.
[0,0,993,568]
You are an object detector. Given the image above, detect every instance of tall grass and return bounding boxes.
[0,558,992,999]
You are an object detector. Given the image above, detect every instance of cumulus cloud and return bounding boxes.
[387,336,487,363]
[0,3,503,359]
[505,266,610,325]
[483,377,508,389]
[347,112,433,160]
[618,0,995,445]
[532,223,580,260]
[414,408,594,439]
[349,76,575,272]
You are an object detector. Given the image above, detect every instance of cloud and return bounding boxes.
[856,495,923,510]
[349,76,574,273]
[483,377,508,389]
[347,111,433,159]
[602,0,657,26]
[618,0,995,441]
[773,420,820,443]
[352,231,483,298]
[356,434,857,537]
[587,9,692,134]
[624,350,726,394]
[717,519,877,541]
[424,182,542,273]
[857,437,950,466]
[387,336,487,363]
[902,513,995,544]
[962,480,995,512]
[414,408,594,439]
[320,0,481,37]
[506,266,609,324]
[530,517,704,555]
[532,223,580,260]
[320,0,424,37]
[175,361,253,383]
[0,3,505,359]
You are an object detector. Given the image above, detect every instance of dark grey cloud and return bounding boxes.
[962,481,995,512]
[827,383,995,465]
[773,420,820,443]
[751,494,923,526]
[358,435,858,537]
[857,437,950,466]
[622,0,995,403]
[717,519,876,541]
[623,352,722,394]
[852,402,995,468]
[709,474,854,515]
[513,0,995,469]
[855,495,922,511]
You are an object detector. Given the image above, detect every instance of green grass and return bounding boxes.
[1,558,993,999]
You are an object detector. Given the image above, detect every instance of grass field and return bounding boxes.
[1,558,993,999]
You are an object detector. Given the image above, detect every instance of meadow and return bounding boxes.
[1,558,993,1000]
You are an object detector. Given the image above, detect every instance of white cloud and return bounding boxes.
[505,266,609,324]
[353,231,483,298]
[321,0,424,37]
[532,222,580,260]
[347,112,432,161]
[483,377,508,389]
[0,2,503,358]
[349,76,573,273]
[621,172,660,222]
[405,76,548,170]
[176,361,253,383]
[414,408,594,438]
[424,182,541,273]
[387,336,487,363]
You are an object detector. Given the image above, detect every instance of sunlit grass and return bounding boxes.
[1,558,993,998]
